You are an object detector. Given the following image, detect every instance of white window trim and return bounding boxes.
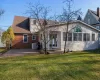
[32,35,36,40]
[23,34,28,43]
[88,18,90,24]
[92,33,95,41]
[63,32,92,42]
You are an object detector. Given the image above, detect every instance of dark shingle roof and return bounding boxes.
[88,9,100,23]
[12,16,31,34]
[12,16,59,34]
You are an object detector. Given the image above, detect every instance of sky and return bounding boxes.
[0,0,100,30]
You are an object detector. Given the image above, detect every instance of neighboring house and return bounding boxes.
[84,7,100,30]
[12,16,100,51]
[0,28,5,48]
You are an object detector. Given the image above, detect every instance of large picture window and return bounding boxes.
[23,34,28,43]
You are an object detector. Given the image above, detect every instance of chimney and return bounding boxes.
[97,7,100,17]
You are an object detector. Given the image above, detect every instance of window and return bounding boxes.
[49,34,57,47]
[92,34,95,41]
[63,32,67,41]
[73,33,77,41]
[78,33,82,41]
[87,33,90,41]
[83,33,86,41]
[88,19,90,24]
[23,34,28,43]
[83,33,90,41]
[32,35,36,40]
[73,33,82,41]
[74,25,82,32]
[68,33,72,41]
[96,26,100,29]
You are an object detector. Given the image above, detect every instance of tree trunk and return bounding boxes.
[43,30,47,54]
[63,22,69,53]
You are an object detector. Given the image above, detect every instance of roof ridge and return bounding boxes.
[14,15,29,18]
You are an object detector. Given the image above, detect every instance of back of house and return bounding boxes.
[11,15,100,51]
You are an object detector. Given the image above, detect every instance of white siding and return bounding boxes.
[29,19,40,33]
[47,22,99,51]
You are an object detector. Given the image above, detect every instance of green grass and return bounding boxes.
[0,48,7,54]
[0,51,100,80]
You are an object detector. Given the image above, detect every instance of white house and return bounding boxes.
[12,16,100,51]
[39,20,100,51]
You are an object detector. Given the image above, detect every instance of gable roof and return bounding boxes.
[47,20,100,32]
[12,16,31,34]
[88,9,100,23]
[12,16,59,34]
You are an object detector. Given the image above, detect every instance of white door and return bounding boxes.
[50,34,57,48]
[32,43,37,49]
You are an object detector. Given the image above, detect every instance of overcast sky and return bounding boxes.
[0,0,100,30]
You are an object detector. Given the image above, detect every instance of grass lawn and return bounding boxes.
[0,48,7,54]
[0,51,100,80]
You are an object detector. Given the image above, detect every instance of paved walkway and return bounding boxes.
[0,49,39,58]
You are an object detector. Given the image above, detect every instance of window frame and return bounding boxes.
[74,26,82,32]
[63,32,67,41]
[88,18,90,24]
[23,34,28,43]
[68,33,72,41]
[32,35,36,40]
[63,32,91,42]
[92,34,95,41]
[73,32,82,41]
[83,33,90,41]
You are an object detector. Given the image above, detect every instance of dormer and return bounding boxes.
[29,18,40,33]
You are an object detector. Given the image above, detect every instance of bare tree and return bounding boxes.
[59,0,82,53]
[26,3,58,54]
[0,9,4,16]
